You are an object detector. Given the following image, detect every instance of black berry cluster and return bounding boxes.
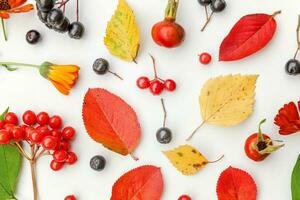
[36,0,85,39]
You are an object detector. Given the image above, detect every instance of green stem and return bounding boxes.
[257,119,266,142]
[0,62,40,68]
[1,18,7,41]
[165,0,179,21]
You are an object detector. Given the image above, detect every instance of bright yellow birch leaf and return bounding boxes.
[104,0,140,62]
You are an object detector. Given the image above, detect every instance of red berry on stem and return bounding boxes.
[65,195,76,200]
[150,80,164,95]
[29,130,45,144]
[178,195,192,200]
[164,79,176,91]
[199,52,212,65]
[0,121,5,129]
[59,140,71,151]
[22,110,37,125]
[137,76,151,89]
[49,115,62,129]
[4,124,15,133]
[37,112,49,125]
[11,127,25,142]
[66,152,78,165]
[42,136,59,150]
[50,160,64,171]
[4,112,18,125]
[0,130,12,144]
[62,127,76,141]
[51,129,62,138]
[53,150,68,162]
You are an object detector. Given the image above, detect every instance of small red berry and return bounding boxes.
[37,126,51,136]
[4,124,15,133]
[199,52,212,65]
[0,130,12,144]
[150,80,164,95]
[29,130,44,144]
[51,129,62,138]
[11,127,25,142]
[66,152,78,165]
[4,112,18,125]
[62,127,76,141]
[49,115,62,129]
[53,150,68,162]
[65,195,76,200]
[50,160,64,171]
[0,121,5,129]
[36,112,49,126]
[42,136,59,150]
[164,79,176,91]
[59,140,71,151]
[178,195,192,200]
[22,110,37,125]
[137,76,151,89]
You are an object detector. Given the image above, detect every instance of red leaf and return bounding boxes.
[219,11,280,61]
[274,101,300,135]
[217,166,257,200]
[111,165,164,200]
[82,88,141,158]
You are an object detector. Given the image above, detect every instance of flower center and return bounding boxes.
[0,0,10,10]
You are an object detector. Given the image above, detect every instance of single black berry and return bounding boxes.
[68,22,85,39]
[26,30,41,44]
[47,9,65,26]
[285,59,300,75]
[37,0,55,12]
[197,0,212,6]
[93,58,109,75]
[156,127,172,144]
[210,0,226,12]
[53,18,70,33]
[37,11,48,23]
[90,155,106,171]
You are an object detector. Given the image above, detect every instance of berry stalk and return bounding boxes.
[1,18,7,41]
[294,15,300,59]
[0,62,40,68]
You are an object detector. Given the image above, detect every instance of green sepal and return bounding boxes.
[0,107,9,121]
[39,62,53,79]
[3,65,17,71]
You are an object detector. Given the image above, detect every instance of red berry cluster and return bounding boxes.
[0,110,77,171]
[136,55,177,95]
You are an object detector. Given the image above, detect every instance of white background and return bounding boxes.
[1,0,300,199]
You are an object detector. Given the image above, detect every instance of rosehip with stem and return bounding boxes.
[23,110,37,125]
[37,112,49,125]
[152,0,185,48]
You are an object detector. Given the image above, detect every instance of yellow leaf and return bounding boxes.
[163,145,209,176]
[200,74,258,126]
[104,0,140,62]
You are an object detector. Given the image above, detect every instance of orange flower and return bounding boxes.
[39,62,80,95]
[0,0,34,19]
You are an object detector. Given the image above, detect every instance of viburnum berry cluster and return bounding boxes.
[136,55,176,95]
[0,108,77,200]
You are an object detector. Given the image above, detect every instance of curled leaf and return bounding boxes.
[274,101,300,135]
[217,166,257,200]
[82,88,141,159]
[219,11,280,61]
[104,0,140,62]
[111,165,164,200]
[0,145,22,200]
[163,144,222,176]
[292,155,300,200]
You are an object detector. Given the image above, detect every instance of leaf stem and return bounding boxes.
[0,62,40,68]
[208,154,224,164]
[130,152,139,161]
[1,18,7,41]
[186,121,206,141]
[160,98,167,127]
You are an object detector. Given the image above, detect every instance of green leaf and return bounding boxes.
[0,107,9,121]
[292,154,300,200]
[0,145,22,200]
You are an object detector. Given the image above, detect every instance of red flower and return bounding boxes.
[274,101,300,135]
[0,0,33,19]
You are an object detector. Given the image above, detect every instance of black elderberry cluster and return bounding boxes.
[36,0,84,39]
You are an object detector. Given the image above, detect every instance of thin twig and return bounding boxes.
[76,0,79,22]
[108,70,123,80]
[14,142,31,160]
[294,15,300,59]
[30,145,38,200]
[204,5,209,20]
[149,54,158,78]
[161,98,167,127]
[201,12,214,32]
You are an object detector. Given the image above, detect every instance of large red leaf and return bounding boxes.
[217,166,257,200]
[111,165,164,200]
[82,88,141,158]
[219,11,280,61]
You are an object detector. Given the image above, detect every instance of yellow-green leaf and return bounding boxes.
[104,0,140,62]
[163,145,209,176]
